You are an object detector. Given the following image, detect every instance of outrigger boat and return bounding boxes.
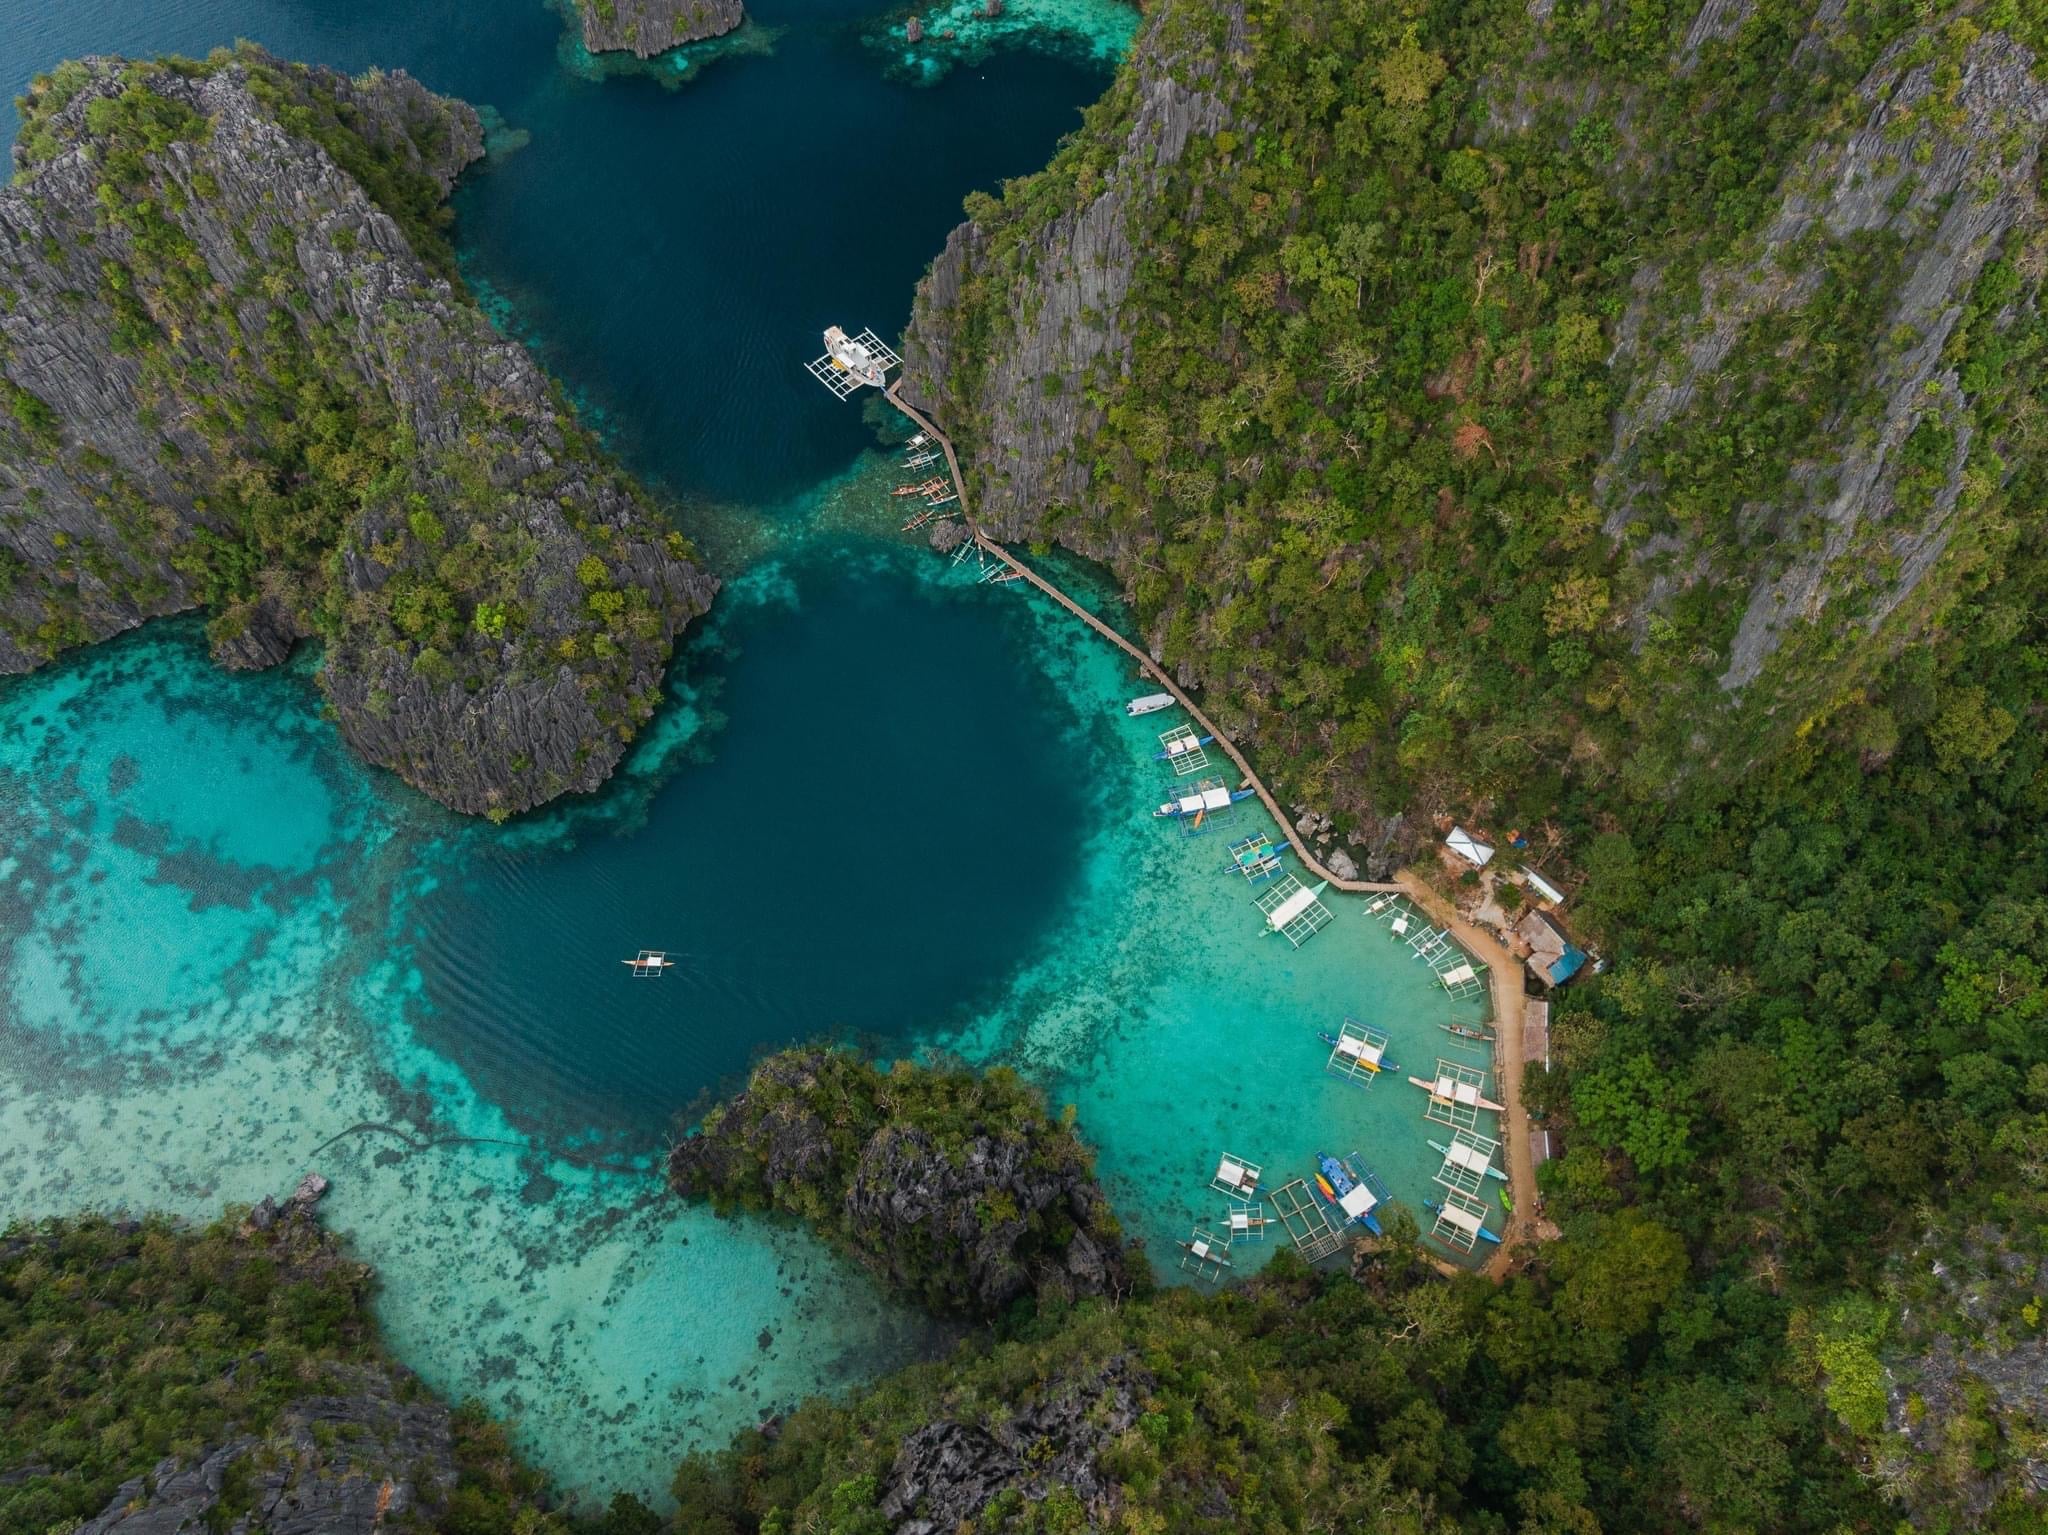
[1409,1074,1506,1113]
[622,949,673,978]
[1317,1029,1400,1076]
[1314,1152,1384,1234]
[893,477,948,496]
[1428,1138,1506,1180]
[1126,692,1175,717]
[821,325,888,389]
[1425,1197,1501,1243]
[1154,784,1255,819]
[1440,1022,1493,1041]
[1154,732,1214,761]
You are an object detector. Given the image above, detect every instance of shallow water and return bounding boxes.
[0,0,1500,1507]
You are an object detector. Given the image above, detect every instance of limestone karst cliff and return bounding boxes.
[574,0,746,58]
[0,49,717,815]
[902,0,2048,815]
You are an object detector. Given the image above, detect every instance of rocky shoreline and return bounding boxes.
[669,1048,1135,1316]
[0,49,717,816]
[574,0,746,58]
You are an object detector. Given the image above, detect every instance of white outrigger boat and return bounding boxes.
[823,325,887,388]
[1126,692,1175,717]
[1154,783,1255,819]
[805,325,901,398]
[622,949,674,978]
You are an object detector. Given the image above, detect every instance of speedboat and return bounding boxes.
[1126,692,1175,717]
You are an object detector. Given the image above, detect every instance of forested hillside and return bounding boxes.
[895,0,2048,1522]
[905,0,2047,825]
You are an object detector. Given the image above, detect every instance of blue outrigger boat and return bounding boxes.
[1425,1197,1502,1244]
[1314,1152,1387,1234]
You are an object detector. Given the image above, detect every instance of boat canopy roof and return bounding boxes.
[1339,1184,1378,1220]
[1439,1200,1485,1234]
[1445,1141,1493,1174]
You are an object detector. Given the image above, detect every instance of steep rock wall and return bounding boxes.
[1603,28,2048,688]
[575,0,745,58]
[0,51,717,815]
[901,0,1247,551]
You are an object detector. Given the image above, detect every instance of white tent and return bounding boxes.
[1446,826,1494,867]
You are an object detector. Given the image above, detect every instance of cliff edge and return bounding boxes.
[0,49,717,815]
[669,1048,1134,1317]
[574,0,746,58]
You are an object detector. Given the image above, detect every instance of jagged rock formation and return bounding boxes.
[73,1367,457,1535]
[0,50,716,815]
[898,0,2048,809]
[901,0,1247,552]
[878,1356,1149,1534]
[574,0,745,57]
[668,1048,1132,1316]
[1603,27,2048,689]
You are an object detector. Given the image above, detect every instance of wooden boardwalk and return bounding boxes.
[886,383,1543,1277]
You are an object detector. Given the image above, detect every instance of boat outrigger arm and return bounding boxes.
[805,325,901,399]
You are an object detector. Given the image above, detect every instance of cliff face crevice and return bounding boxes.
[575,0,745,58]
[1601,28,2048,689]
[894,0,2048,811]
[901,1,1247,548]
[0,51,716,815]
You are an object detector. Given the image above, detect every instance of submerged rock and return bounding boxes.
[575,0,746,58]
[0,50,717,815]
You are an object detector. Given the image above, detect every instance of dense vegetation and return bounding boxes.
[928,0,2038,823]
[895,0,2048,1525]
[0,1210,623,1535]
[670,1049,1130,1316]
[2,50,705,813]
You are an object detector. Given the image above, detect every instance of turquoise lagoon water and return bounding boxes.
[0,0,1500,1507]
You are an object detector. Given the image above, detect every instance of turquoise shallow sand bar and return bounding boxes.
[0,0,1500,1507]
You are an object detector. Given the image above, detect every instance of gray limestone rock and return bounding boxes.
[900,0,1248,548]
[575,0,745,58]
[0,51,716,815]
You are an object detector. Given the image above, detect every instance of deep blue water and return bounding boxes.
[0,0,1121,1137]
[1,0,1103,503]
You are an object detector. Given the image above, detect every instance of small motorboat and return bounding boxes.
[1154,732,1214,760]
[1126,692,1175,717]
[1314,1152,1383,1235]
[1425,1198,1502,1244]
[1441,1022,1492,1041]
[1427,1138,1506,1180]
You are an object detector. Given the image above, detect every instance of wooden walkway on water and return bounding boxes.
[885,381,1545,1278]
